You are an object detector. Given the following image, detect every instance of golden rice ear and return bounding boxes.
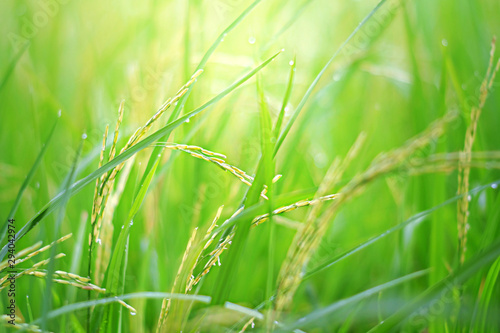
[252,193,341,227]
[185,205,224,293]
[0,234,72,271]
[0,253,66,291]
[153,142,259,189]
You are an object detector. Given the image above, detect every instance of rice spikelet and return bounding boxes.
[457,36,500,264]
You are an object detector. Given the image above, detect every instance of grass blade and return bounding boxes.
[281,270,429,331]
[273,55,296,138]
[0,117,58,246]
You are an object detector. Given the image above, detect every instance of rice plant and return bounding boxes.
[1,0,500,332]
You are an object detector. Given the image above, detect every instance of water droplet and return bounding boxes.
[467,195,471,202]
[314,152,327,168]
[281,48,285,52]
[82,133,87,140]
[130,311,136,316]
[289,60,294,66]
[96,238,102,245]
[57,110,62,117]
[130,221,134,226]
[248,37,256,44]
[492,183,498,189]
[441,39,448,47]
[251,322,255,328]
[185,118,190,123]
[217,257,221,266]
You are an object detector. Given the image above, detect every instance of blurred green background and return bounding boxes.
[1,0,500,331]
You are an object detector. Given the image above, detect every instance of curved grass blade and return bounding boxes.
[274,0,391,156]
[224,301,264,320]
[304,180,500,280]
[30,292,211,325]
[0,117,58,246]
[281,270,429,331]
[0,51,280,261]
[367,238,500,332]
